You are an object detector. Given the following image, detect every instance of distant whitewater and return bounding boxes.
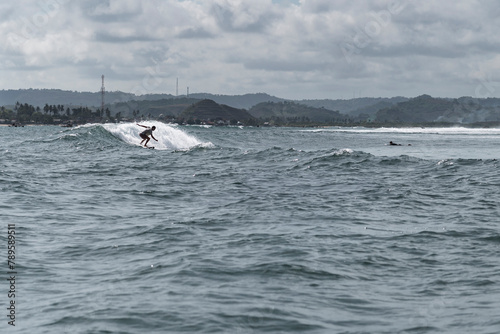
[102,121,213,150]
[301,126,500,135]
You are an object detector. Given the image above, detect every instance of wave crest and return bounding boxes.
[102,122,213,150]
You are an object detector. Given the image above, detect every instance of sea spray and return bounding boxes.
[103,122,213,150]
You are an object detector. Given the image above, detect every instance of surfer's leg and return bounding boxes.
[144,137,150,147]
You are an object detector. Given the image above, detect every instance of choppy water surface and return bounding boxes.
[1,123,500,334]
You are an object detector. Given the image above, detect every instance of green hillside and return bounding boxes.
[112,97,201,118]
[249,101,343,123]
[375,94,500,123]
[179,99,255,124]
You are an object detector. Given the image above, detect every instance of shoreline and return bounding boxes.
[1,122,500,129]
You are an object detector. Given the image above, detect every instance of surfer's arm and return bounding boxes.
[136,124,148,128]
[152,135,158,141]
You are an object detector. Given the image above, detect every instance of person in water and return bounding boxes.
[137,124,158,147]
[389,141,411,146]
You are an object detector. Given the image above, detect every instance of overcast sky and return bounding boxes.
[1,0,499,100]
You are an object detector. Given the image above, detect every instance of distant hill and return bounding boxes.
[3,89,500,125]
[348,100,405,119]
[179,99,255,123]
[188,93,285,109]
[112,97,202,118]
[0,89,140,108]
[0,89,284,110]
[375,94,500,123]
[249,101,342,122]
[376,95,453,122]
[454,96,500,123]
[299,97,408,114]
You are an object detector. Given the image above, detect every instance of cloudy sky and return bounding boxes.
[1,0,499,99]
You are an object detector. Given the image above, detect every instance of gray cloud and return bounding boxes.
[0,0,499,99]
[244,58,330,72]
[210,2,281,33]
[177,27,215,39]
[94,32,161,43]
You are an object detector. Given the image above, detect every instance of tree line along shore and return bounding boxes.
[2,93,500,128]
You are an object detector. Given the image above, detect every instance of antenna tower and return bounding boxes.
[101,75,105,116]
[176,78,178,96]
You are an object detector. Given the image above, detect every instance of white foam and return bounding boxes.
[301,126,500,136]
[103,122,213,150]
[333,148,353,155]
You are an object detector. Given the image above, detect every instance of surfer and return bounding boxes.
[137,124,158,147]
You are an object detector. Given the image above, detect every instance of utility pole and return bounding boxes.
[101,75,105,117]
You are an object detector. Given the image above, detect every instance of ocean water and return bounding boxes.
[1,123,500,334]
